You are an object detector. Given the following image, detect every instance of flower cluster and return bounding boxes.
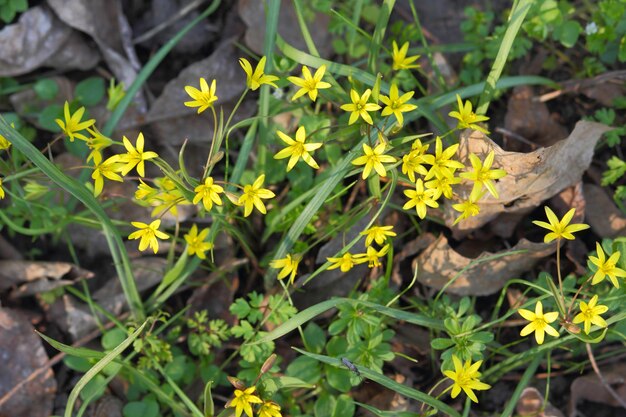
[226,386,282,417]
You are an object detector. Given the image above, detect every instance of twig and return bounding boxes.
[585,343,626,410]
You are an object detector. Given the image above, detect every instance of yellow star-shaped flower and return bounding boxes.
[117,132,159,177]
[403,179,439,219]
[55,101,95,142]
[340,89,381,125]
[0,178,5,199]
[391,40,420,71]
[448,94,490,134]
[270,253,301,284]
[459,151,507,200]
[360,225,396,246]
[193,176,224,211]
[351,142,396,179]
[424,137,464,181]
[239,56,279,91]
[380,83,417,126]
[327,252,366,272]
[589,242,626,287]
[184,224,213,260]
[532,206,590,243]
[237,174,275,217]
[573,294,609,335]
[518,301,560,344]
[91,152,123,197]
[443,355,491,403]
[184,78,218,114]
[287,65,331,102]
[258,401,282,417]
[274,126,322,171]
[128,219,169,254]
[227,386,262,417]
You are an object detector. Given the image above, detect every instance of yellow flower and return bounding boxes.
[0,178,5,199]
[106,79,125,111]
[0,130,11,150]
[424,137,464,181]
[55,101,95,142]
[403,179,439,219]
[128,219,169,254]
[287,65,331,102]
[85,126,114,162]
[425,175,461,200]
[91,152,124,197]
[518,301,560,344]
[117,132,159,177]
[380,83,417,126]
[274,126,322,171]
[359,243,390,268]
[391,40,420,71]
[452,193,483,225]
[361,225,396,246]
[401,139,433,183]
[327,253,366,272]
[448,94,490,134]
[340,88,381,125]
[532,206,590,243]
[443,355,491,403]
[589,242,626,288]
[459,151,507,200]
[573,295,609,335]
[351,142,396,179]
[184,78,218,114]
[184,224,213,260]
[193,176,224,211]
[239,56,279,91]
[227,386,262,417]
[135,179,158,201]
[258,400,282,417]
[237,174,275,217]
[270,253,301,284]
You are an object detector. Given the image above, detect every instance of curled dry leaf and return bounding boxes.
[447,120,612,235]
[0,6,99,76]
[416,235,556,296]
[0,308,56,417]
[569,363,626,416]
[0,260,93,297]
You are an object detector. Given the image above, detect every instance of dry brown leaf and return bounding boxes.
[516,387,564,417]
[0,260,93,297]
[569,363,626,416]
[416,235,556,296]
[0,308,56,417]
[446,120,612,235]
[583,184,626,238]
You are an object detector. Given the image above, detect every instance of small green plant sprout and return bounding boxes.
[106,78,126,111]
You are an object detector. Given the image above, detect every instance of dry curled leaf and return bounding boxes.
[446,120,612,235]
[583,184,626,238]
[416,235,556,296]
[516,387,564,417]
[0,260,93,297]
[569,363,626,416]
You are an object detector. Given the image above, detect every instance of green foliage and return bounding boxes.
[186,311,229,357]
[0,0,28,23]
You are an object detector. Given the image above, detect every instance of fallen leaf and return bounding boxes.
[569,363,626,416]
[416,235,556,296]
[516,387,564,417]
[0,260,93,297]
[446,120,612,235]
[0,6,99,76]
[0,308,56,417]
[583,184,626,238]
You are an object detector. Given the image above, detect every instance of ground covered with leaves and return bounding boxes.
[1,1,626,417]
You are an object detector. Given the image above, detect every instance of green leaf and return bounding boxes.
[325,364,353,392]
[33,79,59,100]
[334,394,356,417]
[303,322,326,353]
[556,20,581,48]
[74,77,105,106]
[102,328,127,350]
[229,298,251,319]
[619,34,626,62]
[80,374,106,401]
[63,355,93,373]
[123,400,159,417]
[203,381,214,417]
[431,338,455,350]
[285,355,322,384]
[164,355,188,383]
[38,104,62,132]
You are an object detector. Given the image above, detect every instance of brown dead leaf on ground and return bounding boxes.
[446,120,612,236]
[569,363,626,417]
[0,260,93,297]
[516,387,564,417]
[583,184,626,238]
[416,235,556,296]
[0,308,56,417]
